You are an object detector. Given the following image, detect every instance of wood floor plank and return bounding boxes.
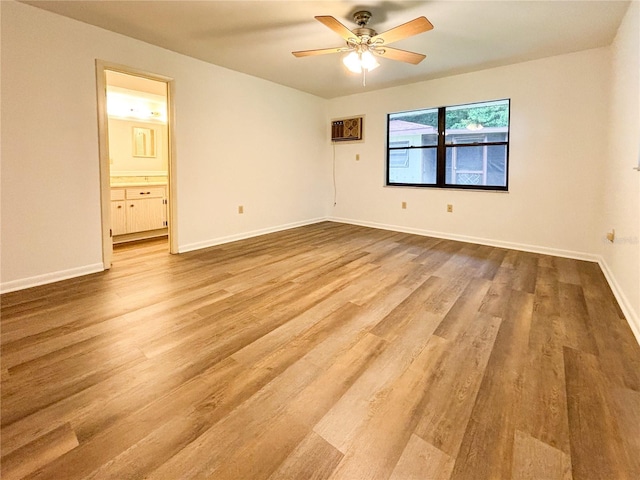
[326,336,449,480]
[369,275,444,340]
[511,429,572,480]
[2,340,148,426]
[473,245,508,280]
[413,312,502,457]
[411,237,463,268]
[1,222,638,479]
[448,290,534,480]
[287,332,387,428]
[267,431,344,480]
[554,256,583,285]
[1,359,175,455]
[313,306,446,453]
[609,387,640,477]
[557,282,599,355]
[154,327,376,480]
[142,359,319,479]
[432,277,492,340]
[517,264,571,454]
[564,346,633,479]
[1,281,232,370]
[432,243,483,280]
[144,309,385,479]
[23,358,245,479]
[208,333,388,480]
[0,422,79,480]
[577,261,640,390]
[389,434,455,480]
[227,257,384,367]
[84,347,325,480]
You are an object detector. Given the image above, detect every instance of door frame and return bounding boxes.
[95,60,178,268]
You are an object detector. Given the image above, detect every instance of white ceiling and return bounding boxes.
[22,1,630,99]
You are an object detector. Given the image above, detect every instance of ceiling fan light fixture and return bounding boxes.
[342,49,380,73]
[343,51,363,73]
[361,50,380,71]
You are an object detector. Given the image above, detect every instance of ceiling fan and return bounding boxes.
[292,11,433,83]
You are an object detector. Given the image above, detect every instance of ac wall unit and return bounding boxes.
[331,117,362,142]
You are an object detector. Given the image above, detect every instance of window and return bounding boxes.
[387,99,510,190]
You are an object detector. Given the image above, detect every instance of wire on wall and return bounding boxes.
[332,141,337,206]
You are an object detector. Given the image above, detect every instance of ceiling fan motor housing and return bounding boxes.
[352,27,377,42]
[353,11,372,27]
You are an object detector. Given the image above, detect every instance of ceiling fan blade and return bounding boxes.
[315,15,357,42]
[371,17,433,45]
[375,46,426,65]
[292,47,349,57]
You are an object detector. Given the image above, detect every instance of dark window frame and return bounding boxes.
[386,99,511,191]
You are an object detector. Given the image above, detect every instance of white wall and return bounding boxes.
[327,48,610,260]
[0,1,331,291]
[599,1,640,336]
[174,65,330,250]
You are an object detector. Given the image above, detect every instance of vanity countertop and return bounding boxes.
[111,182,168,188]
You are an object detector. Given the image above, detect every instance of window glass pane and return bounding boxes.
[389,108,439,147]
[389,141,410,167]
[445,145,507,187]
[388,147,437,184]
[445,100,509,144]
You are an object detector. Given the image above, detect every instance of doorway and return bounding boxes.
[96,61,177,268]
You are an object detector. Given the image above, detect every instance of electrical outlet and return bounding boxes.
[238,205,244,214]
[447,204,453,213]
[402,201,407,209]
[356,154,360,161]
[606,229,615,242]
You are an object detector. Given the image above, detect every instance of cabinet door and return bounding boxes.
[111,201,127,235]
[127,198,165,233]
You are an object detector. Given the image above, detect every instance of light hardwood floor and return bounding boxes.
[1,222,639,479]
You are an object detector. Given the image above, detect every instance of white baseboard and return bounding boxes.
[0,263,105,294]
[178,217,327,253]
[328,216,599,261]
[597,257,640,346]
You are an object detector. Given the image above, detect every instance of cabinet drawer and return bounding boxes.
[126,187,165,199]
[110,189,125,201]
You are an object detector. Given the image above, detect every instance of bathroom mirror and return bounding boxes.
[132,127,156,158]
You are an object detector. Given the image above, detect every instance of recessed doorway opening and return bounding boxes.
[96,62,177,268]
